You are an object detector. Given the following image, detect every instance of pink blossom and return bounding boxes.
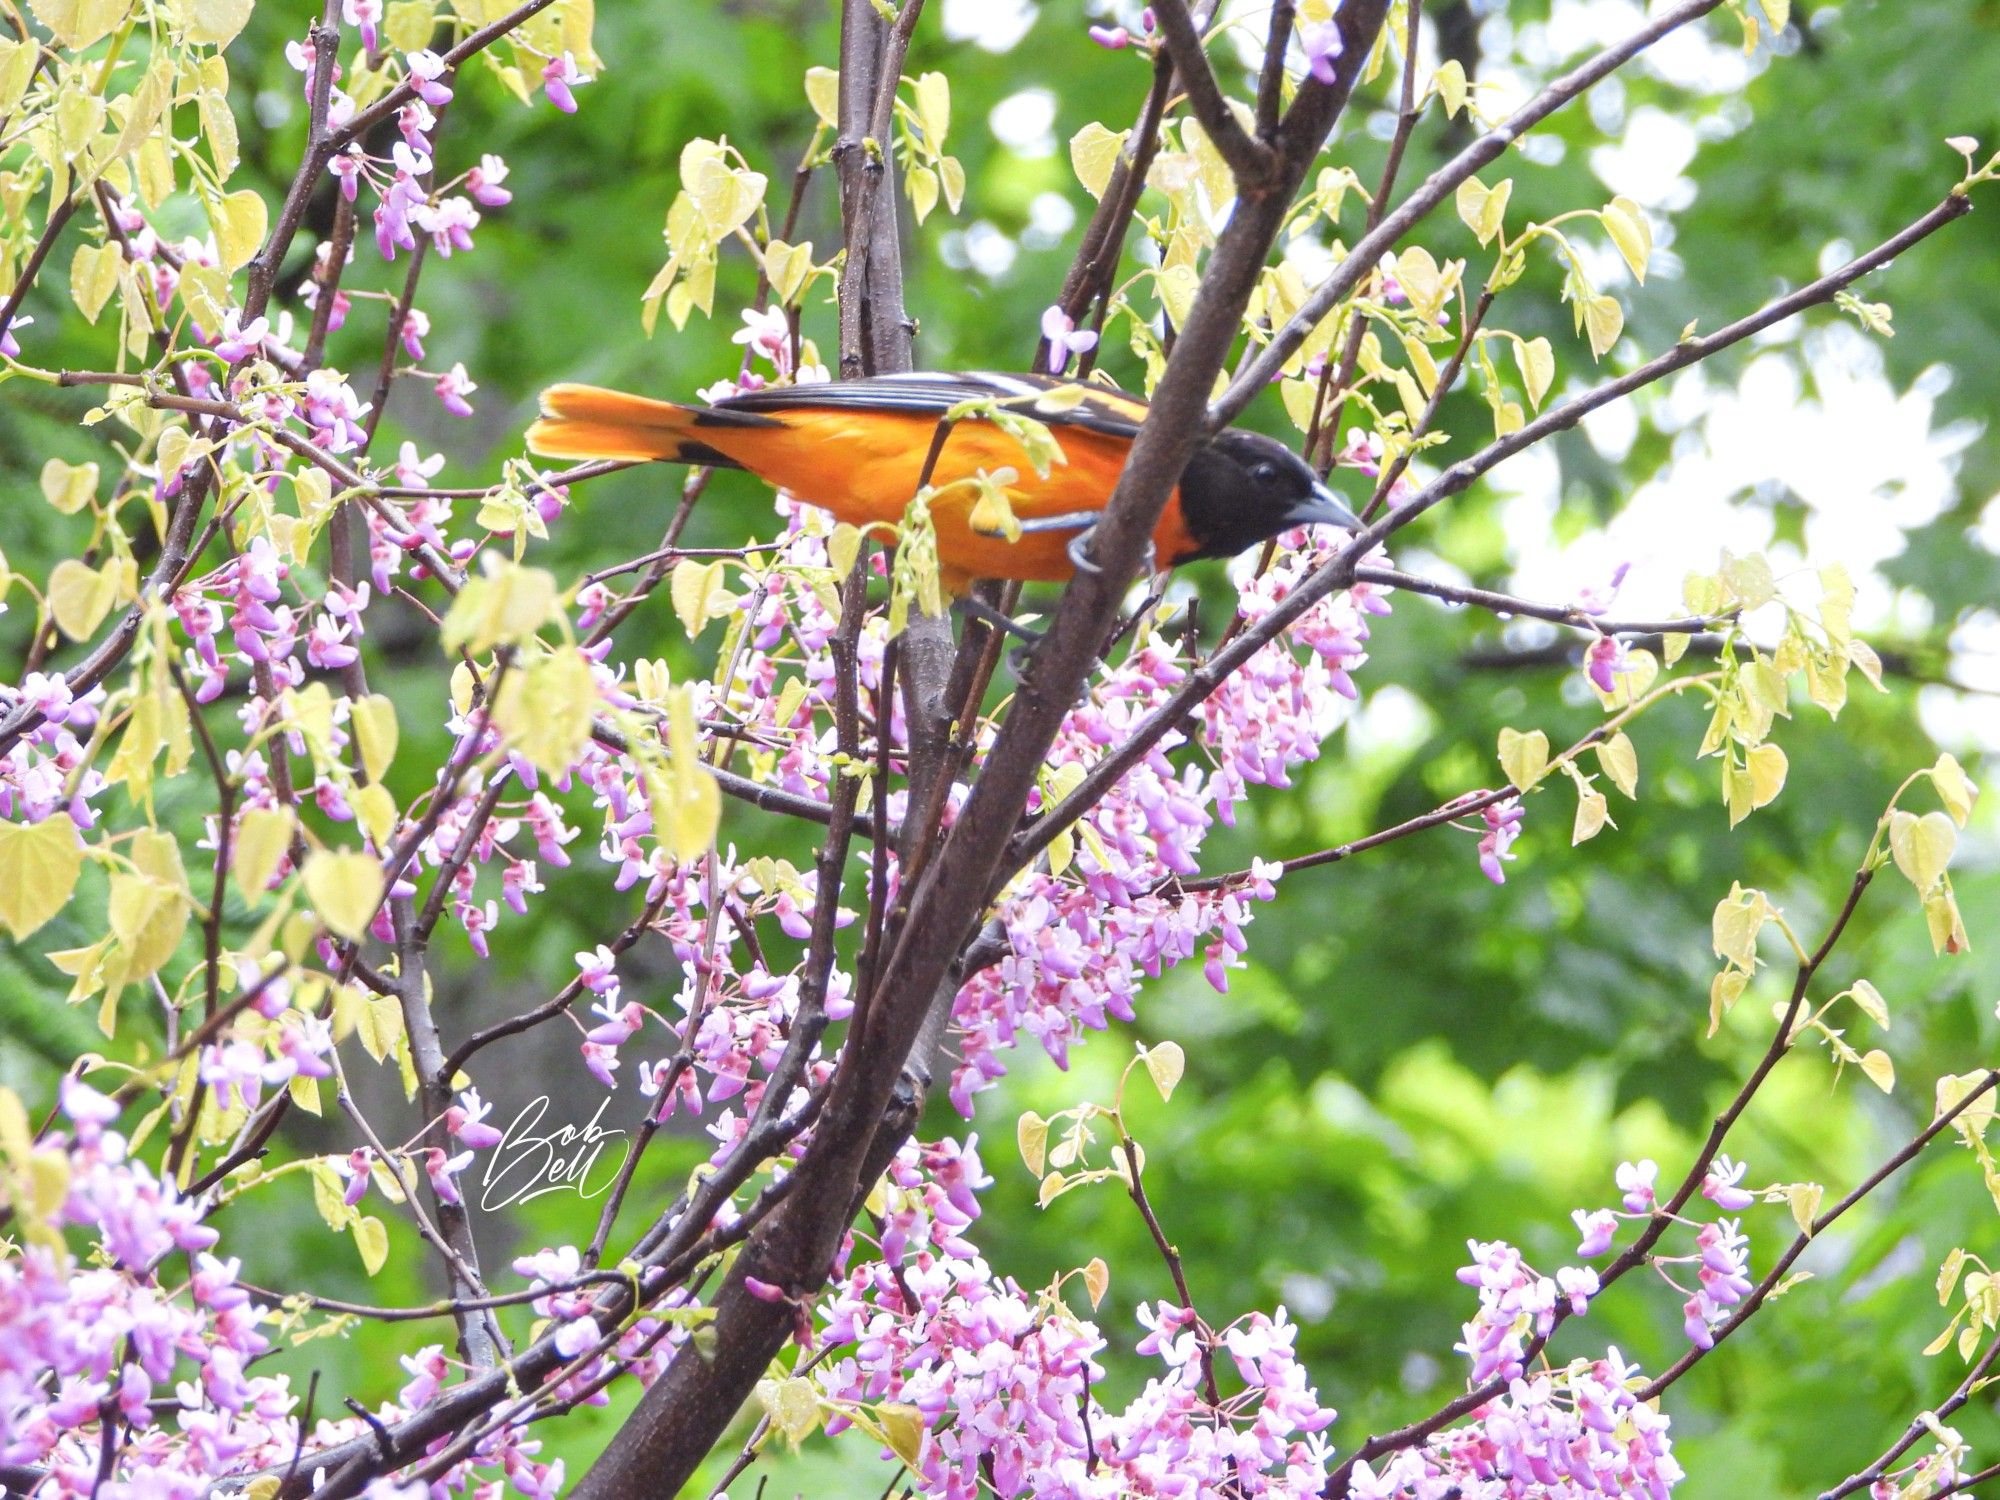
[1039,304,1098,376]
[1617,1158,1659,1213]
[1301,16,1344,84]
[466,153,513,207]
[446,1087,505,1149]
[435,362,478,417]
[541,51,588,112]
[1702,1152,1757,1211]
[405,48,452,106]
[341,0,380,52]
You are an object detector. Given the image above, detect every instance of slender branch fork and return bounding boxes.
[5,0,1985,1491]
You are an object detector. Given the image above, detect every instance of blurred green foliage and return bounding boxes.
[3,0,1998,1493]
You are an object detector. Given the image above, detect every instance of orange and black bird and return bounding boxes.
[524,371,1361,592]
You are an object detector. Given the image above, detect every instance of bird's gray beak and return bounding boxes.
[1283,479,1363,533]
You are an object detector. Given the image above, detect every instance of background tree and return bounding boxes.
[1,0,1997,1496]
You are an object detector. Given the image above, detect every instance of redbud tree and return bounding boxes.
[0,0,1995,1496]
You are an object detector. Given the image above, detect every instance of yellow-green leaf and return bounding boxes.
[1144,1040,1185,1102]
[302,849,384,942]
[1595,731,1638,799]
[1496,726,1549,791]
[1859,1049,1895,1094]
[1847,979,1889,1029]
[1082,1255,1110,1310]
[40,458,99,515]
[351,694,399,784]
[232,806,294,900]
[878,1402,926,1468]
[441,561,559,654]
[804,65,839,127]
[1711,883,1768,969]
[212,189,268,273]
[906,163,939,223]
[183,0,255,47]
[1582,295,1623,360]
[353,1213,389,1274]
[1514,335,1554,410]
[756,1377,822,1448]
[108,872,188,978]
[1572,784,1611,844]
[48,559,119,641]
[494,646,598,776]
[1070,122,1130,199]
[1933,753,1977,827]
[1432,58,1467,116]
[69,241,123,324]
[1788,1182,1822,1237]
[1940,1248,1968,1306]
[913,70,950,150]
[1746,741,1787,811]
[0,814,83,941]
[1601,197,1651,282]
[1889,809,1956,893]
[1017,1110,1048,1177]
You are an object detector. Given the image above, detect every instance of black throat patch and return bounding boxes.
[1174,443,1291,562]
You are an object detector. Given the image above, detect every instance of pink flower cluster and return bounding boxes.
[949,531,1391,1112]
[814,1137,1341,1497]
[1347,1351,1682,1500]
[0,676,107,824]
[0,1082,298,1497]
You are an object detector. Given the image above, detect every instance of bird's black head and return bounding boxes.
[1173,427,1363,563]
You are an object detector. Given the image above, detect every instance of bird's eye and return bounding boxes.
[1251,461,1279,483]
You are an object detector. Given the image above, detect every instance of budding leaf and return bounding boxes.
[1601,197,1652,283]
[1787,1182,1822,1238]
[1932,753,1977,827]
[1847,979,1890,1030]
[1889,809,1956,893]
[1082,1256,1110,1310]
[1595,732,1639,799]
[1859,1049,1896,1094]
[1514,335,1554,410]
[1144,1040,1185,1102]
[1017,1110,1048,1177]
[803,66,839,127]
[1496,726,1549,791]
[1745,741,1787,812]
[1711,883,1769,970]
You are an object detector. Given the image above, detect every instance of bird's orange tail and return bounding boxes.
[525,384,718,464]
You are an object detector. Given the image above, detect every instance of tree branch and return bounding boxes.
[1150,0,1278,186]
[1214,0,1726,425]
